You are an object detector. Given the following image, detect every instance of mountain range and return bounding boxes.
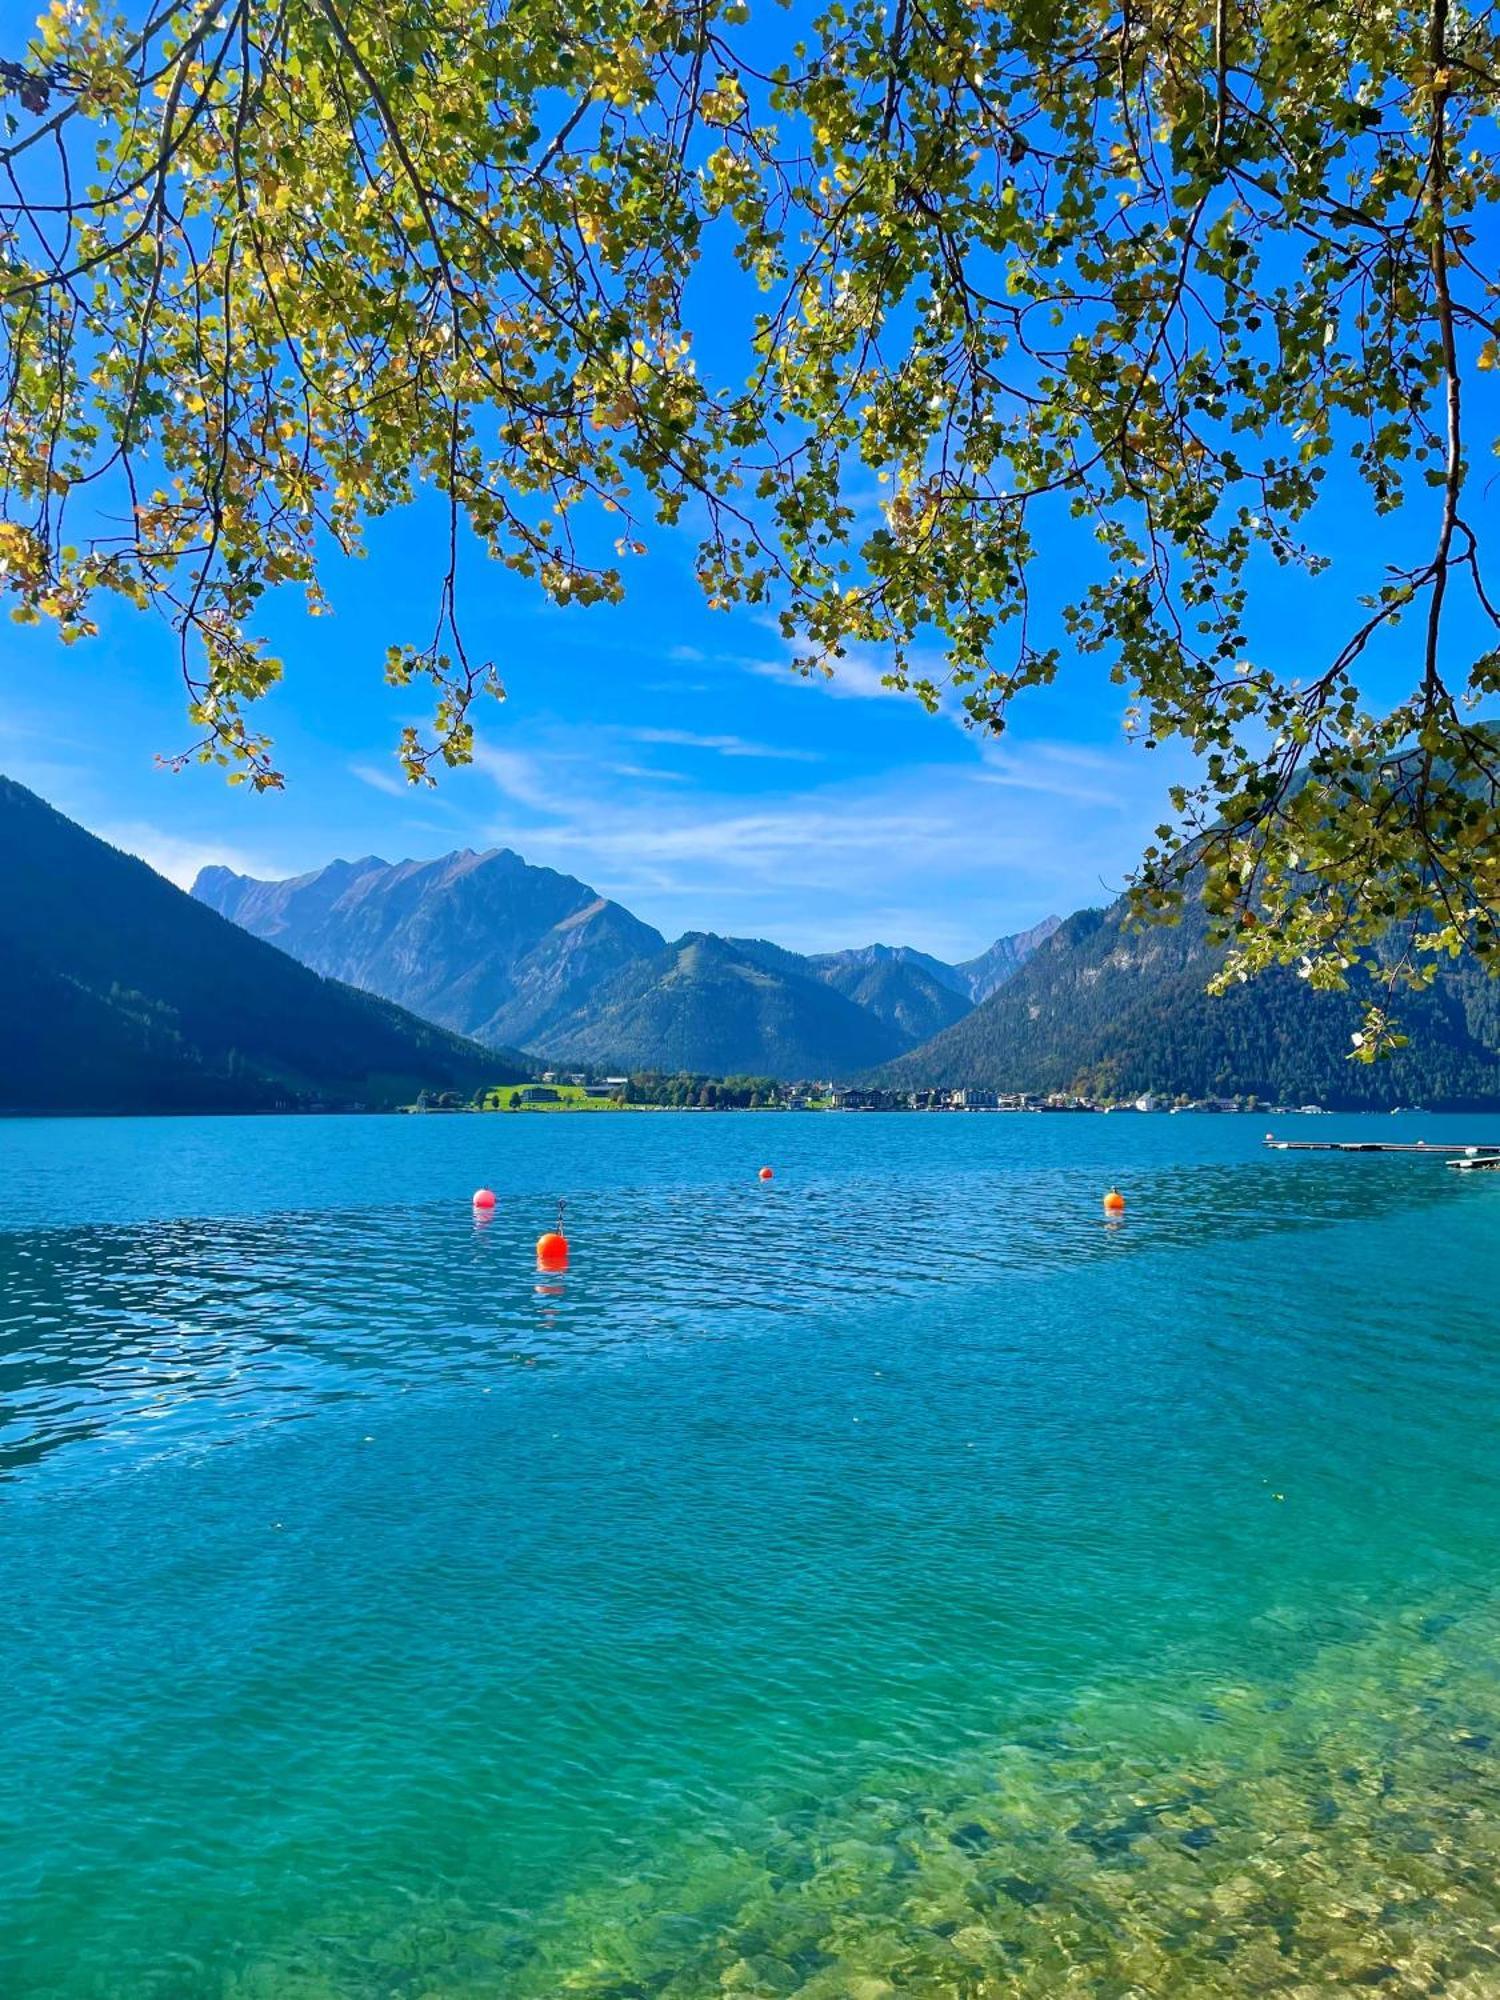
[192,842,1500,1103]
[0,778,525,1114]
[194,849,1061,1077]
[17,771,1500,1110]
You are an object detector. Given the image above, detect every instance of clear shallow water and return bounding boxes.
[3,1110,1500,1998]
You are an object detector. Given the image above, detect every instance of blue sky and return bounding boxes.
[2,9,1497,966]
[3,462,1488,960]
[0,488,1206,959]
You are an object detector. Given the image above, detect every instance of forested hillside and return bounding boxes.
[536,932,910,1076]
[0,779,524,1113]
[876,898,1500,1108]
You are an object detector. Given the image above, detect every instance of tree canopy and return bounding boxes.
[2,0,1500,1041]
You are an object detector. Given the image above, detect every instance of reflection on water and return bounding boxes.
[2,1113,1499,1998]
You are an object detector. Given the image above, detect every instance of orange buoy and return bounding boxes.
[759,1166,774,1181]
[536,1230,569,1271]
[537,1198,569,1270]
[1102,1187,1126,1215]
[472,1187,496,1210]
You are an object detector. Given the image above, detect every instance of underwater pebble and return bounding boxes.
[494,1594,1500,2000]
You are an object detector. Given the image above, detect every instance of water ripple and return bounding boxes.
[3,1114,1500,1997]
[0,1136,1480,1486]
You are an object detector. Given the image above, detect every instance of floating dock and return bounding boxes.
[1263,1138,1500,1163]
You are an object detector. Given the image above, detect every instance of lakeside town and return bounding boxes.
[412,1071,1340,1117]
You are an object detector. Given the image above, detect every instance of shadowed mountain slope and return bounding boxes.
[1,778,523,1113]
[953,915,1064,1002]
[804,943,973,1044]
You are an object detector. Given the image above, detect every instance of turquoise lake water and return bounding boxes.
[4,1110,1500,1998]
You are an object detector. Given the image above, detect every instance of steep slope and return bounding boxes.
[194,848,664,1048]
[805,944,972,1044]
[876,897,1500,1107]
[952,916,1064,1002]
[539,933,909,1077]
[0,778,524,1113]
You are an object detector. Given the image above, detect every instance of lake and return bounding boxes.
[3,1109,1499,1998]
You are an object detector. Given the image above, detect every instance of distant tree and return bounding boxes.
[2,0,1500,1039]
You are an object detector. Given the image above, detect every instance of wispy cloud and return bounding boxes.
[969,739,1132,808]
[605,762,690,782]
[0,712,94,805]
[98,821,275,890]
[444,706,1183,954]
[738,641,914,704]
[349,760,410,799]
[468,743,566,813]
[540,803,939,868]
[627,726,823,763]
[474,749,1162,955]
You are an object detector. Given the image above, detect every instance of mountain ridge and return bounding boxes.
[953,916,1065,1003]
[20,782,1500,1106]
[804,943,973,1044]
[536,930,913,1076]
[195,847,667,1050]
